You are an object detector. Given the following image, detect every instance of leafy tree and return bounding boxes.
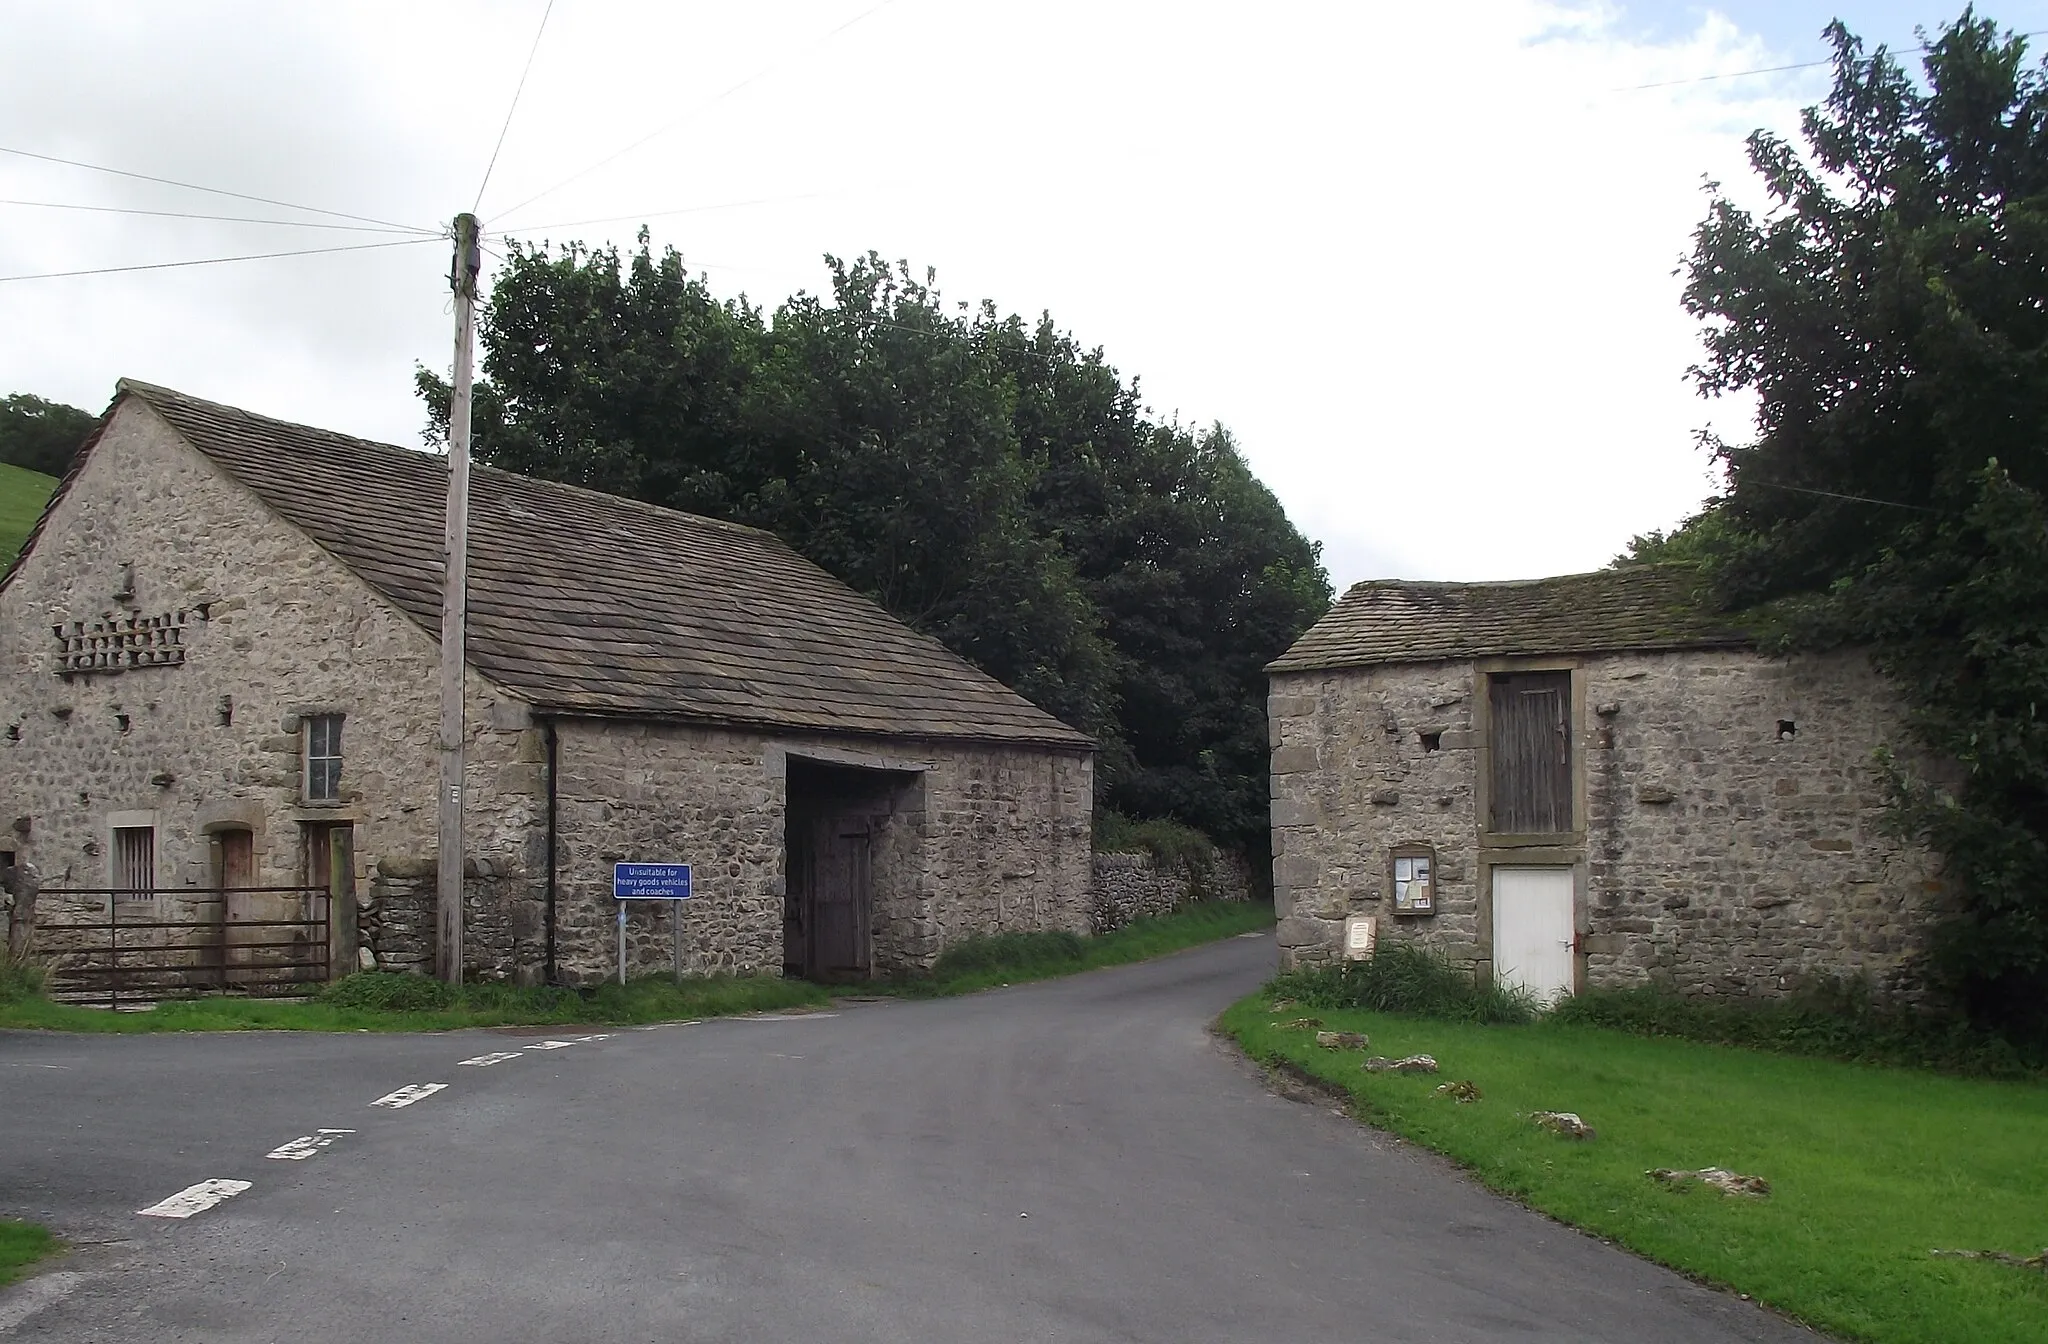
[420,240,1330,854]
[1679,10,2048,1027]
[0,394,96,478]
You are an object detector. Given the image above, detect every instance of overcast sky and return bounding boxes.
[5,1,2043,589]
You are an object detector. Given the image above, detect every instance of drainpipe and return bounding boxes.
[543,717,559,986]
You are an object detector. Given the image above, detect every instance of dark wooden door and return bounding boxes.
[803,816,872,980]
[1489,671,1573,834]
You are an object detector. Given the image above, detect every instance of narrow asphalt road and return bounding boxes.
[0,933,1814,1343]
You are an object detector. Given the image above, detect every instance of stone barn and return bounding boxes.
[1266,566,1943,1003]
[0,381,1094,987]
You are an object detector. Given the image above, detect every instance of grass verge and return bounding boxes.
[0,973,832,1034]
[885,899,1275,998]
[0,1219,58,1287]
[1221,997,2048,1344]
[0,901,1273,1032]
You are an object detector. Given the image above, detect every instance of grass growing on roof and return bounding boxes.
[0,1219,57,1287]
[1222,996,2048,1344]
[0,462,57,571]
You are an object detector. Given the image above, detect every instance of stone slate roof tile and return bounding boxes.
[114,381,1092,749]
[1269,566,1750,673]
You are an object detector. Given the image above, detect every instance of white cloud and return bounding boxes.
[1,0,1823,586]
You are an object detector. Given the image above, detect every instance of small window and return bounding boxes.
[113,825,155,897]
[304,714,344,803]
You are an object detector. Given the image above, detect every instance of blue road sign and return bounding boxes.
[613,862,693,900]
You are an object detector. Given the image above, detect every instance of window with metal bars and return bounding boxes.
[303,714,343,803]
[112,826,155,898]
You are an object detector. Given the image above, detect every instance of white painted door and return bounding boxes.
[1491,867,1575,1005]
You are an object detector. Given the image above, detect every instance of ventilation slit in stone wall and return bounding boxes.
[1419,731,1442,753]
[1777,720,1797,741]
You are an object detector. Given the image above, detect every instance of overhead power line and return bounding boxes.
[1616,27,2048,92]
[0,144,439,235]
[0,198,426,233]
[0,236,437,284]
[491,187,874,239]
[491,0,900,225]
[475,0,557,212]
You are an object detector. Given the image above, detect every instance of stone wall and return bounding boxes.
[1090,850,1253,933]
[1271,648,1945,1000]
[0,400,543,981]
[549,721,1095,983]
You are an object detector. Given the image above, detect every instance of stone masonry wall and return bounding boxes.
[1271,648,1945,1000]
[0,400,543,981]
[550,721,1094,983]
[1090,850,1253,934]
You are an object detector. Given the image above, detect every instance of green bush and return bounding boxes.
[320,971,457,1012]
[1266,944,1539,1025]
[930,930,1087,979]
[1553,982,2042,1079]
[1093,809,1218,876]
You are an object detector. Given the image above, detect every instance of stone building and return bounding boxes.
[1267,566,1943,1002]
[0,381,1095,985]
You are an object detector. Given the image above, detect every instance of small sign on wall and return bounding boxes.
[1343,914,1377,960]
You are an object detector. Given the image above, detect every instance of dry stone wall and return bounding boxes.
[1271,648,1945,1000]
[1090,850,1253,933]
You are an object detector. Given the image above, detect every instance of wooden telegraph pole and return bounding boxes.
[437,212,481,983]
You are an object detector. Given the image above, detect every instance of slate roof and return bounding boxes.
[98,381,1092,749]
[1268,566,1751,673]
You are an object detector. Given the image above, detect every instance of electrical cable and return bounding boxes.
[491,0,899,225]
[490,187,870,239]
[0,198,426,233]
[475,0,557,212]
[0,236,437,284]
[1615,28,2048,92]
[0,144,439,235]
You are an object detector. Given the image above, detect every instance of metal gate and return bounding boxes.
[33,886,332,1007]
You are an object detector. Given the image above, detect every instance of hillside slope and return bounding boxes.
[0,462,57,571]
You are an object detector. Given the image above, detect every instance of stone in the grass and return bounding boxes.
[1278,1017,1323,1031]
[1647,1167,1770,1197]
[1362,1054,1440,1074]
[1267,998,1299,1012]
[1314,1030,1371,1050]
[1434,1079,1482,1103]
[1532,1111,1596,1140]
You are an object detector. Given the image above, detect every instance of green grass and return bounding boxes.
[887,899,1275,997]
[0,1219,58,1287]
[0,972,833,1033]
[0,901,1273,1032]
[0,461,57,571]
[1222,998,2048,1344]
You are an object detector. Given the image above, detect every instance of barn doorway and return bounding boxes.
[1491,866,1576,1005]
[784,757,914,982]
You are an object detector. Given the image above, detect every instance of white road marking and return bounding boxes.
[0,1270,88,1331]
[523,1040,575,1050]
[1236,930,1270,939]
[137,1179,252,1219]
[265,1129,355,1161]
[732,1013,838,1022]
[458,1051,524,1067]
[572,1033,613,1042]
[369,1083,447,1108]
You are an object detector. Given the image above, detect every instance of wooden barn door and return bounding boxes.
[799,816,872,981]
[1489,671,1573,834]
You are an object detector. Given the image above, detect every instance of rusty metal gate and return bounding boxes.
[34,887,332,1007]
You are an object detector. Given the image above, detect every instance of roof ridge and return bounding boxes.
[1341,563,1705,597]
[116,379,782,545]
